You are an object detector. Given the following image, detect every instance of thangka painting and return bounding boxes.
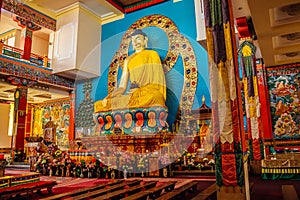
[32,99,71,149]
[266,64,300,139]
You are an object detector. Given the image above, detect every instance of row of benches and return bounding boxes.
[121,181,177,200]
[41,179,124,200]
[5,178,296,200]
[0,180,57,200]
[64,180,143,200]
[40,179,200,200]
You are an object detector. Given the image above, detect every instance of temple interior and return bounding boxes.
[0,0,299,199]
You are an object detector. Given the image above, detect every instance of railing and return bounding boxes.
[0,29,16,42]
[0,43,51,68]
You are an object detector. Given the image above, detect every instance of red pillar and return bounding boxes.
[14,86,28,150]
[0,0,3,19]
[257,59,273,139]
[22,29,33,60]
[69,91,75,141]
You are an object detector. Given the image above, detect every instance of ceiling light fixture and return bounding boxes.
[281,32,300,41]
[280,3,300,16]
[285,52,298,57]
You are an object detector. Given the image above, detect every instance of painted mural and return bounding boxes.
[266,64,300,138]
[32,99,71,149]
[75,80,95,137]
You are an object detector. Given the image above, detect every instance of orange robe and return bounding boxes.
[95,49,166,112]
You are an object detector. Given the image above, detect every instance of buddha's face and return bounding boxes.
[131,34,147,52]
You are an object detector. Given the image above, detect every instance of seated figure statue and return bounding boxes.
[94,29,166,112]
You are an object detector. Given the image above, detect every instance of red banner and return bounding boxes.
[222,154,237,186]
[0,0,3,19]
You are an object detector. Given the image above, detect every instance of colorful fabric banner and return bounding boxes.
[203,0,245,187]
[238,40,264,161]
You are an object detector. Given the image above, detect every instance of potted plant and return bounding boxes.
[122,164,129,179]
[159,155,171,177]
[208,159,215,171]
[176,157,182,171]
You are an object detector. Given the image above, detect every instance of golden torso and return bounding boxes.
[94,49,166,112]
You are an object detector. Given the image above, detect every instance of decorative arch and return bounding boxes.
[107,14,198,114]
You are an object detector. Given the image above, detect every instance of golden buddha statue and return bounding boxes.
[95,29,166,112]
[200,121,209,144]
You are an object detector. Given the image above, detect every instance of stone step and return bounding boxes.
[6,162,30,170]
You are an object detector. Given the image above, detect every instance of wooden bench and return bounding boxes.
[64,180,142,200]
[92,181,158,200]
[0,180,57,200]
[124,181,158,196]
[120,181,177,200]
[282,185,299,200]
[191,183,216,200]
[155,180,199,200]
[40,180,123,200]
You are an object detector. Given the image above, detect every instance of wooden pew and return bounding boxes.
[121,181,177,200]
[282,185,299,200]
[155,180,199,200]
[125,181,158,196]
[0,180,57,200]
[40,180,123,200]
[148,181,177,199]
[191,183,216,200]
[92,181,158,200]
[64,180,142,200]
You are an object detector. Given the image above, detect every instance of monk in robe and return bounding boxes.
[95,29,166,112]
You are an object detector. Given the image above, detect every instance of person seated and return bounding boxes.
[94,29,166,113]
